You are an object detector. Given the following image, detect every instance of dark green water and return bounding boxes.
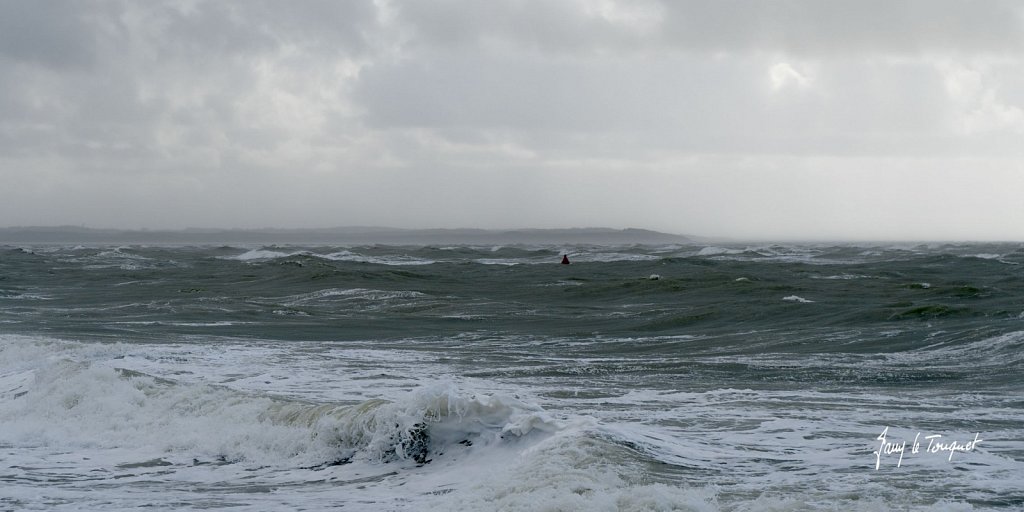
[1,243,1022,510]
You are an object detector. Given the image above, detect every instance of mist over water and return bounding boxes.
[1,242,1022,510]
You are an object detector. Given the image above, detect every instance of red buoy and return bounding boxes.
[561,254,570,265]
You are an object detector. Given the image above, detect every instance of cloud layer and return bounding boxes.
[2,0,1022,240]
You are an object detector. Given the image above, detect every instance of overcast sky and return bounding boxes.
[1,0,1023,240]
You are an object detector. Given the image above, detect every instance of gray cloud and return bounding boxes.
[1,0,1022,239]
[391,0,1024,57]
[0,0,98,68]
[355,48,1017,159]
[658,0,1024,56]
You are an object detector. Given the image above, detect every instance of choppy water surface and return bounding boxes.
[1,243,1022,510]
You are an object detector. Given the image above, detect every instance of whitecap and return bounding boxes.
[814,274,870,280]
[697,246,744,256]
[226,248,300,261]
[323,251,435,266]
[474,258,521,266]
[283,288,427,305]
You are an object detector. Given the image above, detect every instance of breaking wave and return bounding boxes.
[0,336,558,469]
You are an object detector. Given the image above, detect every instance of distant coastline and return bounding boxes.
[0,226,693,245]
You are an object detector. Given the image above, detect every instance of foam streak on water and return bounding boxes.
[1,243,1023,510]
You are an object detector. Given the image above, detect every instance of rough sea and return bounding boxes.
[1,243,1022,511]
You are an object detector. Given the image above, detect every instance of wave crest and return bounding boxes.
[0,337,559,468]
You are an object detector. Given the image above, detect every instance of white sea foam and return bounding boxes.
[695,245,877,265]
[782,295,814,303]
[59,247,166,270]
[814,273,870,280]
[323,250,435,265]
[229,248,303,261]
[225,248,437,265]
[170,321,248,327]
[968,253,1020,265]
[572,252,661,263]
[0,336,717,510]
[448,428,718,512]
[474,258,522,266]
[283,288,427,304]
[475,251,658,265]
[0,292,52,300]
[3,334,1018,511]
[697,246,745,256]
[0,337,558,470]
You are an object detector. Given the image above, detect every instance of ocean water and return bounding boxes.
[1,242,1022,511]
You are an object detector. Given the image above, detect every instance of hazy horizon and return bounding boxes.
[2,1,1023,241]
[3,224,1022,244]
